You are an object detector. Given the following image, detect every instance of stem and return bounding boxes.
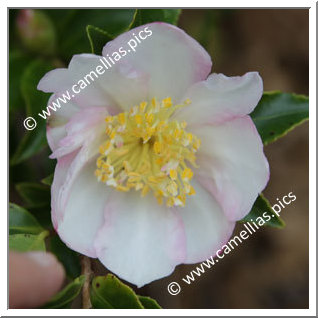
[80,255,93,309]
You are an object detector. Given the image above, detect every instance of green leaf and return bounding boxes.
[90,274,144,309]
[9,202,44,235]
[21,59,53,117]
[86,8,181,56]
[240,194,285,228]
[50,236,81,279]
[9,51,32,112]
[86,25,113,55]
[27,206,53,230]
[41,275,86,309]
[130,9,181,28]
[251,91,309,145]
[56,9,135,60]
[9,231,48,252]
[10,124,48,166]
[41,173,54,186]
[15,182,50,208]
[138,296,161,309]
[10,59,53,165]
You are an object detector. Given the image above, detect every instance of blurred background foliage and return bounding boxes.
[9,9,309,309]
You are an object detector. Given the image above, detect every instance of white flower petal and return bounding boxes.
[56,163,111,257]
[38,54,149,113]
[45,94,80,151]
[94,191,186,287]
[191,116,269,221]
[49,106,107,159]
[103,22,212,102]
[176,179,235,263]
[176,72,263,126]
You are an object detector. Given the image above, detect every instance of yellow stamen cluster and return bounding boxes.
[95,97,201,207]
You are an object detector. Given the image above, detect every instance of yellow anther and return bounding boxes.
[153,141,162,154]
[169,169,178,180]
[156,157,164,165]
[162,97,172,108]
[101,174,108,182]
[96,97,200,207]
[110,131,116,140]
[134,114,143,125]
[139,101,147,112]
[106,126,112,135]
[167,181,178,196]
[118,113,126,125]
[174,128,183,139]
[182,168,193,181]
[141,185,150,197]
[116,185,130,192]
[188,185,196,195]
[145,113,154,124]
[97,158,103,168]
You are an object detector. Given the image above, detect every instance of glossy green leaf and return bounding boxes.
[41,275,86,309]
[9,231,48,252]
[50,236,81,279]
[15,182,50,208]
[41,173,54,186]
[251,91,309,145]
[10,59,53,165]
[21,59,53,117]
[86,8,182,56]
[9,202,44,235]
[10,124,47,166]
[90,274,143,309]
[240,194,285,228]
[27,206,53,230]
[86,25,113,55]
[130,9,181,28]
[138,296,161,309]
[56,9,135,60]
[9,51,31,112]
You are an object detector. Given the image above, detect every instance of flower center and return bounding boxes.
[95,97,201,207]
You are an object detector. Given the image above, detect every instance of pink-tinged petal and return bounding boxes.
[47,125,66,152]
[191,116,269,221]
[38,54,149,113]
[51,150,78,229]
[45,94,80,151]
[103,22,212,102]
[175,179,235,263]
[94,191,186,287]
[50,107,107,159]
[55,163,111,257]
[38,54,115,110]
[176,72,263,126]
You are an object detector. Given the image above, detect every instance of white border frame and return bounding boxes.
[3,1,316,316]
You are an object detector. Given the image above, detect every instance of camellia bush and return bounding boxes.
[9,9,309,309]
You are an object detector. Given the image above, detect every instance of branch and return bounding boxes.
[80,255,93,309]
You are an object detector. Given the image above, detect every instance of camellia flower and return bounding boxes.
[38,22,269,287]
